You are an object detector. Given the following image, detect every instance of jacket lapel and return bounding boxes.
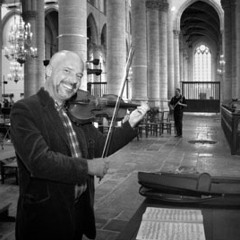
[37,88,70,149]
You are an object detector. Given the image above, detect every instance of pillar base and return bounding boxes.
[159,99,169,111]
[148,98,161,108]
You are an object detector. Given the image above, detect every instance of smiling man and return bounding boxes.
[10,50,149,240]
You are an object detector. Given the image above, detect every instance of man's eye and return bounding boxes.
[77,74,83,80]
[64,69,70,74]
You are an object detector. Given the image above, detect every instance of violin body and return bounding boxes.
[67,90,139,125]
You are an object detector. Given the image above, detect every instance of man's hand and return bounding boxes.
[178,102,187,107]
[128,103,150,128]
[87,158,109,178]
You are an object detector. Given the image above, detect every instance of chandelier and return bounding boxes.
[7,60,24,83]
[4,13,37,65]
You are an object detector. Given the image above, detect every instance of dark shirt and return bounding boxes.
[170,95,187,113]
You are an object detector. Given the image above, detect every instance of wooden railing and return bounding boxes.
[221,105,240,155]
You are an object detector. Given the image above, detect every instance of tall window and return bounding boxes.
[194,44,212,82]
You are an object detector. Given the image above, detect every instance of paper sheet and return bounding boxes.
[136,208,206,240]
[143,207,203,223]
[137,221,205,240]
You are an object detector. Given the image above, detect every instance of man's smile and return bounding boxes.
[61,81,77,92]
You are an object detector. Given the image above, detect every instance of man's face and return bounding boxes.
[175,90,180,97]
[50,55,83,102]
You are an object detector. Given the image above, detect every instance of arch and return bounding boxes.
[87,13,98,46]
[45,5,58,16]
[2,10,21,45]
[101,24,106,48]
[45,9,58,59]
[175,0,224,32]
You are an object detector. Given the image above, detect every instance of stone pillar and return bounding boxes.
[231,0,237,99]
[180,47,184,82]
[0,2,3,102]
[58,0,87,90]
[146,1,160,106]
[237,0,240,98]
[131,0,148,102]
[167,4,175,99]
[188,49,193,81]
[106,0,126,95]
[22,0,38,98]
[36,0,45,90]
[173,30,180,89]
[221,0,232,101]
[159,0,169,110]
[183,52,188,82]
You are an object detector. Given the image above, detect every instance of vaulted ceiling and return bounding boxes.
[180,1,221,48]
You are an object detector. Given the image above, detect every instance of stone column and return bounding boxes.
[237,0,240,98]
[180,47,184,82]
[173,30,180,89]
[131,0,148,102]
[0,1,3,102]
[231,0,237,99]
[221,0,232,101]
[146,0,160,107]
[167,4,175,99]
[58,0,87,90]
[22,0,38,98]
[188,49,193,81]
[106,0,126,96]
[159,0,169,110]
[36,0,45,90]
[183,52,188,82]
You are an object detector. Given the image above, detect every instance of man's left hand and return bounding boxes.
[128,103,150,128]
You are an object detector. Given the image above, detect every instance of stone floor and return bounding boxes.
[1,113,240,240]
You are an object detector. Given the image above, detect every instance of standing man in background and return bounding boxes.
[169,88,187,138]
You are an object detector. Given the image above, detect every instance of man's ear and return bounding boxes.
[46,65,53,78]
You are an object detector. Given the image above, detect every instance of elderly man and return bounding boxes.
[10,50,149,240]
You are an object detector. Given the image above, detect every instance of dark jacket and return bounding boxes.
[10,88,137,240]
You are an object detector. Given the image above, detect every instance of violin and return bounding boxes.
[67,89,139,125]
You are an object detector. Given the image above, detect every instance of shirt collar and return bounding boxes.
[54,101,66,112]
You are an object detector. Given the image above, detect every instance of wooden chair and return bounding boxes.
[160,111,172,134]
[0,156,18,184]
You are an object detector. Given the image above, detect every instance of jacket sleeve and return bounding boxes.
[84,121,138,158]
[10,101,88,185]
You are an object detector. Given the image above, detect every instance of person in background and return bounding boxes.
[169,88,187,138]
[10,50,149,240]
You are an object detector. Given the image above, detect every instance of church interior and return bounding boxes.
[1,0,240,239]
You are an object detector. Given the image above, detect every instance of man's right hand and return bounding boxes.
[87,158,109,178]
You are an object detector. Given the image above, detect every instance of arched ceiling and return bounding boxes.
[180,1,221,48]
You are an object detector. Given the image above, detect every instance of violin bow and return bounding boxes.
[101,47,135,160]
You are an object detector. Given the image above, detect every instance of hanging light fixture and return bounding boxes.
[4,2,37,65]
[7,60,24,83]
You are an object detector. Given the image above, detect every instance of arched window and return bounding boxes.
[194,44,212,82]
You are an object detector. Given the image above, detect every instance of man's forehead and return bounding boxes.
[58,58,83,72]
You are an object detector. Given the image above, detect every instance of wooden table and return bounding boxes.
[117,199,240,240]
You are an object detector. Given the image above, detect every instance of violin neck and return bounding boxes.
[106,101,139,109]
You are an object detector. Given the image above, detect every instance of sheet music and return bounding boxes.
[143,207,203,223]
[136,208,206,240]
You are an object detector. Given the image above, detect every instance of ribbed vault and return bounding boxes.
[180,0,221,47]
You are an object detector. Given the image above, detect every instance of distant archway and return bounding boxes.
[175,0,224,31]
[45,9,58,59]
[101,24,106,48]
[87,13,98,46]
